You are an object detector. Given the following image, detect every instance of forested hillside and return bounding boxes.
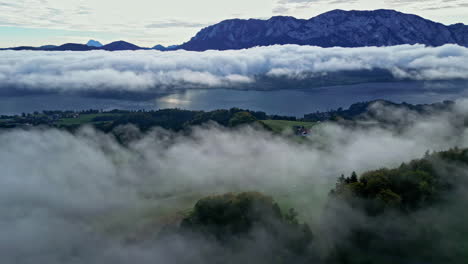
[163,148,468,263]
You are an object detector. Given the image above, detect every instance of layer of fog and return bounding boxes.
[1,44,468,94]
[2,101,468,263]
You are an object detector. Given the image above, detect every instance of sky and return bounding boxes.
[0,0,467,48]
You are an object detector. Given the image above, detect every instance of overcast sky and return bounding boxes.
[0,0,467,48]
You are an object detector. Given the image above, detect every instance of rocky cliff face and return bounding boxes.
[180,9,468,51]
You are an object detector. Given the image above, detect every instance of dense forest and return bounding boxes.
[0,100,456,132]
[303,100,455,122]
[0,108,278,131]
[157,148,468,264]
[325,148,468,263]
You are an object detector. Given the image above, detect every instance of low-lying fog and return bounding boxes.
[2,100,468,263]
[0,44,467,93]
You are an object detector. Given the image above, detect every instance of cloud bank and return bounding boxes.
[1,44,468,94]
[2,101,468,263]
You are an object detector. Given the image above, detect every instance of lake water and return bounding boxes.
[1,81,468,116]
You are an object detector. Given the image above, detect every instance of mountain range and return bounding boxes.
[2,9,467,51]
[180,9,468,50]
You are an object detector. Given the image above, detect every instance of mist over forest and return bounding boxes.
[2,99,468,263]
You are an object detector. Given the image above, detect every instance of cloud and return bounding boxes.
[2,0,468,47]
[384,0,468,11]
[275,0,468,11]
[273,0,357,14]
[146,20,210,29]
[0,44,467,94]
[2,101,468,263]
[0,0,270,47]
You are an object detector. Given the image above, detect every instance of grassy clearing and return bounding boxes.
[93,192,213,239]
[57,113,120,126]
[93,186,331,241]
[260,120,316,133]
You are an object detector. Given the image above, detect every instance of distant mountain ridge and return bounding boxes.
[101,40,141,51]
[86,40,103,47]
[152,44,180,51]
[179,9,468,51]
[1,9,468,51]
[1,41,144,51]
[52,43,100,51]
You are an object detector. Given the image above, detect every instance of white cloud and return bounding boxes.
[273,0,358,14]
[1,0,468,47]
[0,0,273,47]
[0,44,467,93]
[384,0,468,10]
